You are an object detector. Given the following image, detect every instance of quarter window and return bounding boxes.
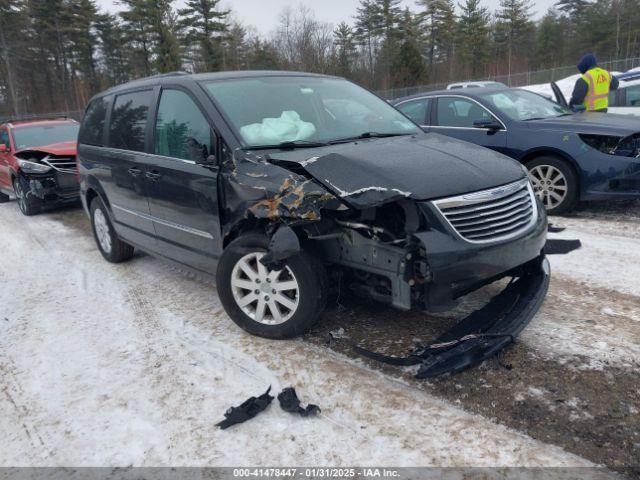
[108,90,152,152]
[154,89,213,161]
[397,99,430,125]
[79,95,111,146]
[436,97,493,128]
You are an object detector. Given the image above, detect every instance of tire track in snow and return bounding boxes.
[0,205,602,469]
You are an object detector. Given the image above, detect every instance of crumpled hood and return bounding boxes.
[529,113,640,137]
[266,133,524,208]
[16,141,77,157]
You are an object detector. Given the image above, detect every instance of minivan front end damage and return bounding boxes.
[222,148,548,375]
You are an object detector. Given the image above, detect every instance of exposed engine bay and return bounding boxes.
[580,133,640,157]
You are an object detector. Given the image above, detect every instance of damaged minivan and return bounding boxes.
[78,71,549,348]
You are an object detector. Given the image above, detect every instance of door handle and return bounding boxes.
[146,171,162,181]
[128,167,142,177]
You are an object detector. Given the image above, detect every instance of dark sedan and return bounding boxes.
[393,87,640,213]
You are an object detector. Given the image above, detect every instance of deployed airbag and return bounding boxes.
[240,111,316,145]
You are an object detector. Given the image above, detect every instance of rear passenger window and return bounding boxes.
[625,86,640,106]
[154,89,212,161]
[109,90,152,152]
[79,96,111,146]
[397,99,430,125]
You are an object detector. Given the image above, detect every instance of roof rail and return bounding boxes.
[142,71,190,80]
[2,114,76,125]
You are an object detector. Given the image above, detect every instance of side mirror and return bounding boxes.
[198,154,217,166]
[473,118,502,131]
[186,137,217,165]
[0,144,7,153]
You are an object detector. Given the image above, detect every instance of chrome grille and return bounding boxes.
[433,178,537,243]
[42,155,77,174]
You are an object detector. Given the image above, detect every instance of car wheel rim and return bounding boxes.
[93,208,112,254]
[14,182,26,213]
[528,165,568,210]
[230,252,300,325]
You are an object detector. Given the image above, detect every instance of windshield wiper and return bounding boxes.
[523,113,572,121]
[328,132,413,144]
[244,140,329,150]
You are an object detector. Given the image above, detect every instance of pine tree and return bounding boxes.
[393,9,425,86]
[354,0,380,81]
[95,13,131,86]
[457,0,491,77]
[148,0,182,72]
[66,0,99,94]
[417,0,456,77]
[223,22,249,70]
[0,0,27,115]
[177,0,229,72]
[120,0,154,76]
[535,9,566,68]
[334,22,357,77]
[494,0,535,77]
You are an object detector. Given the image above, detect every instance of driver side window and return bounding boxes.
[436,97,493,128]
[155,89,214,162]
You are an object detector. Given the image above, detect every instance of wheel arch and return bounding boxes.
[519,148,581,197]
[84,177,111,211]
[222,218,273,249]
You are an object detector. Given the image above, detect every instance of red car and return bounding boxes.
[0,118,80,215]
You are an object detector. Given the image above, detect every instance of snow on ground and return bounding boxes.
[514,216,640,370]
[0,205,598,468]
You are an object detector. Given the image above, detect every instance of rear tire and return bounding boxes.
[90,196,135,263]
[216,234,326,339]
[13,177,39,216]
[526,156,578,215]
[0,191,9,203]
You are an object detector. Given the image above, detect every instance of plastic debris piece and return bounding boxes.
[278,387,321,417]
[216,387,274,429]
[547,223,566,233]
[544,239,582,255]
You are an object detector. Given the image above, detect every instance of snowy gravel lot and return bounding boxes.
[0,199,638,476]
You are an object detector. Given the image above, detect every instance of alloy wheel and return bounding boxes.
[528,165,568,210]
[230,252,300,325]
[13,181,27,214]
[93,208,112,254]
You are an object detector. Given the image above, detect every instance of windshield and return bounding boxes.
[480,89,571,121]
[13,123,79,149]
[202,76,419,147]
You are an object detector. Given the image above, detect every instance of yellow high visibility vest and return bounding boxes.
[582,67,611,111]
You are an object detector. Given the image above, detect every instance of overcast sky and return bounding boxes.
[97,0,559,36]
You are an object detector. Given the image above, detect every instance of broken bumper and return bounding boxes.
[415,199,548,309]
[20,170,80,206]
[415,254,550,377]
[351,255,550,377]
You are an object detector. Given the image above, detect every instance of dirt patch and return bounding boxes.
[304,295,640,477]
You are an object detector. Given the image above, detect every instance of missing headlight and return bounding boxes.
[579,134,622,155]
[579,133,640,157]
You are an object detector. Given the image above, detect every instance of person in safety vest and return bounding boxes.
[569,53,619,112]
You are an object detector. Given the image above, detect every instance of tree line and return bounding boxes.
[1,0,639,117]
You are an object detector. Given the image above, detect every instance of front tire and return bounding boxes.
[526,156,578,215]
[216,234,326,339]
[90,197,135,263]
[13,177,39,216]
